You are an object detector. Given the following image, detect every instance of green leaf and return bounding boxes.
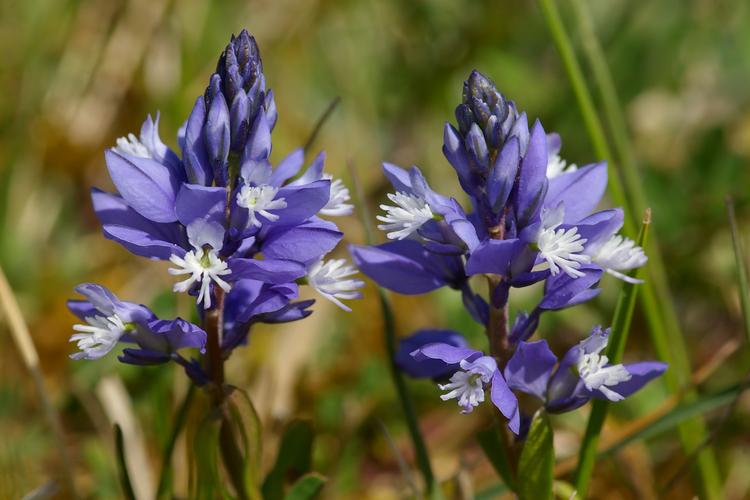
[220,414,249,500]
[262,419,315,499]
[189,411,228,500]
[156,384,196,499]
[517,411,554,500]
[225,387,263,499]
[475,482,509,500]
[283,473,327,500]
[476,427,516,491]
[113,424,136,500]
[227,387,263,480]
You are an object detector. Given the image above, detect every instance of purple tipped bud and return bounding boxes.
[459,70,521,151]
[216,29,264,105]
[205,75,231,185]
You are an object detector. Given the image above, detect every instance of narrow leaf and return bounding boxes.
[477,427,516,491]
[283,473,327,500]
[262,419,315,499]
[156,384,195,499]
[190,412,226,500]
[114,424,136,500]
[220,415,249,500]
[517,411,554,500]
[602,379,750,458]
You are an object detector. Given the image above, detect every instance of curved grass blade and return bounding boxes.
[348,162,437,495]
[537,0,722,496]
[601,378,750,458]
[0,264,77,497]
[304,97,341,153]
[114,424,136,500]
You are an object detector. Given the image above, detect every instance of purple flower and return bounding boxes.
[505,327,667,413]
[354,69,648,332]
[67,284,206,364]
[411,342,520,434]
[76,29,362,375]
[394,329,469,379]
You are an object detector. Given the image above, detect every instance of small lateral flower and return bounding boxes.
[305,257,364,311]
[67,284,206,367]
[411,342,520,434]
[505,326,666,413]
[68,284,152,360]
[394,329,469,379]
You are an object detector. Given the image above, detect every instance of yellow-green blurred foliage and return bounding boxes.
[1,0,750,498]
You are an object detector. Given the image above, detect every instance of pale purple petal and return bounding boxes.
[466,238,524,276]
[490,370,521,434]
[104,150,179,222]
[545,162,608,224]
[504,340,558,400]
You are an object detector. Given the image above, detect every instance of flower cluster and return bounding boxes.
[351,70,663,434]
[68,30,363,382]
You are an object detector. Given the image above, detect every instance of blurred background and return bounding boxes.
[1,0,749,498]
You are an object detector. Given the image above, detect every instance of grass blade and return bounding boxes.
[537,1,722,496]
[156,383,196,499]
[574,210,650,497]
[601,378,750,458]
[348,162,437,496]
[303,96,341,153]
[114,424,137,500]
[727,197,750,343]
[0,264,77,498]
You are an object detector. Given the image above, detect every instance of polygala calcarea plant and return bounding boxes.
[66,28,667,497]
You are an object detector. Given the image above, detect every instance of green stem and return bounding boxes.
[348,163,436,495]
[156,383,196,499]
[304,96,341,153]
[574,211,650,498]
[538,0,722,496]
[380,288,436,494]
